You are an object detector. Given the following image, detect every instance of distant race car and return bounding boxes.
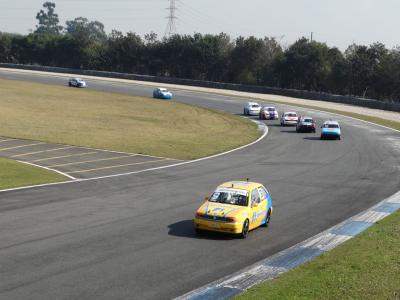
[280,111,299,126]
[259,106,279,120]
[296,116,316,133]
[243,102,261,116]
[320,120,341,140]
[68,78,87,88]
[194,181,273,238]
[153,88,173,99]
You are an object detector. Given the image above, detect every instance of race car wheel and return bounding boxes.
[262,208,272,227]
[338,136,341,140]
[239,219,249,239]
[68,82,72,87]
[195,228,204,235]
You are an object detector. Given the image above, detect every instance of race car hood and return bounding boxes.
[198,202,248,219]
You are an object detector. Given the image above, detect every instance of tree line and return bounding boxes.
[1,1,400,102]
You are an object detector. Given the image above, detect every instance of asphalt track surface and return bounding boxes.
[0,70,399,300]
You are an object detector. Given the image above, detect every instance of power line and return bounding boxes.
[165,0,177,37]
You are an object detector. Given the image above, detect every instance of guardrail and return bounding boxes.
[1,63,400,112]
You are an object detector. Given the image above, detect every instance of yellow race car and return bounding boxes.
[194,181,273,238]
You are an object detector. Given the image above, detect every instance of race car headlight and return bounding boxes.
[195,212,205,218]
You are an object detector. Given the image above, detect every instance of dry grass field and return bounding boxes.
[0,79,258,160]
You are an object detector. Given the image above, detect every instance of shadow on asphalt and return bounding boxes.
[303,136,322,141]
[280,130,298,133]
[168,220,236,240]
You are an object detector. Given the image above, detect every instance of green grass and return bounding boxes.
[0,157,67,189]
[237,211,400,300]
[0,78,259,160]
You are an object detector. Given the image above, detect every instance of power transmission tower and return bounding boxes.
[165,0,177,37]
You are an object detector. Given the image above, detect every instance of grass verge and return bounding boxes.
[0,158,67,190]
[0,78,258,160]
[237,210,400,300]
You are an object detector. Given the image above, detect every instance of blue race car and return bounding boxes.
[321,121,341,140]
[153,87,173,100]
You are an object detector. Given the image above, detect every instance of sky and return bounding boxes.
[1,0,399,50]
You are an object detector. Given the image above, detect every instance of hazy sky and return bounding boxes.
[1,0,399,50]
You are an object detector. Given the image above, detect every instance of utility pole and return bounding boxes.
[310,32,313,42]
[165,0,177,38]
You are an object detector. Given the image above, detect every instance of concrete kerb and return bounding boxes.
[176,191,400,300]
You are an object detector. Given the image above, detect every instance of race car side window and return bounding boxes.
[251,189,261,204]
[258,187,268,200]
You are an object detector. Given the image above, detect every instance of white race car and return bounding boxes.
[68,78,87,88]
[280,112,299,126]
[243,102,261,116]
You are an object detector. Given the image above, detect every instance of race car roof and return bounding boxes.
[220,181,262,191]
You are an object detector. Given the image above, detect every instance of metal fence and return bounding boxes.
[1,63,399,112]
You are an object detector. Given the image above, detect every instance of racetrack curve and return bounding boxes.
[0,70,399,300]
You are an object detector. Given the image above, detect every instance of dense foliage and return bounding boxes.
[1,2,400,102]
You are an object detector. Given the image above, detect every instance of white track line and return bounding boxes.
[16,160,77,180]
[31,151,98,162]
[47,154,140,168]
[66,158,172,174]
[0,143,44,151]
[11,146,75,158]
[0,138,16,143]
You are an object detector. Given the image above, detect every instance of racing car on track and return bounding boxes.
[153,87,173,99]
[320,120,341,140]
[280,111,299,126]
[259,106,279,120]
[68,78,87,88]
[296,117,316,133]
[243,102,261,116]
[194,181,273,238]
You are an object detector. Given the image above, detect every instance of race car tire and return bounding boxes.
[68,82,72,87]
[239,219,250,239]
[338,136,341,140]
[243,109,247,116]
[262,208,272,227]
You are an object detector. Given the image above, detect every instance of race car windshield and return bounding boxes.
[267,108,275,111]
[286,113,297,117]
[209,191,249,207]
[303,119,313,123]
[251,105,259,108]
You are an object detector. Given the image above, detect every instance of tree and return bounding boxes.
[65,17,107,42]
[35,2,63,34]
